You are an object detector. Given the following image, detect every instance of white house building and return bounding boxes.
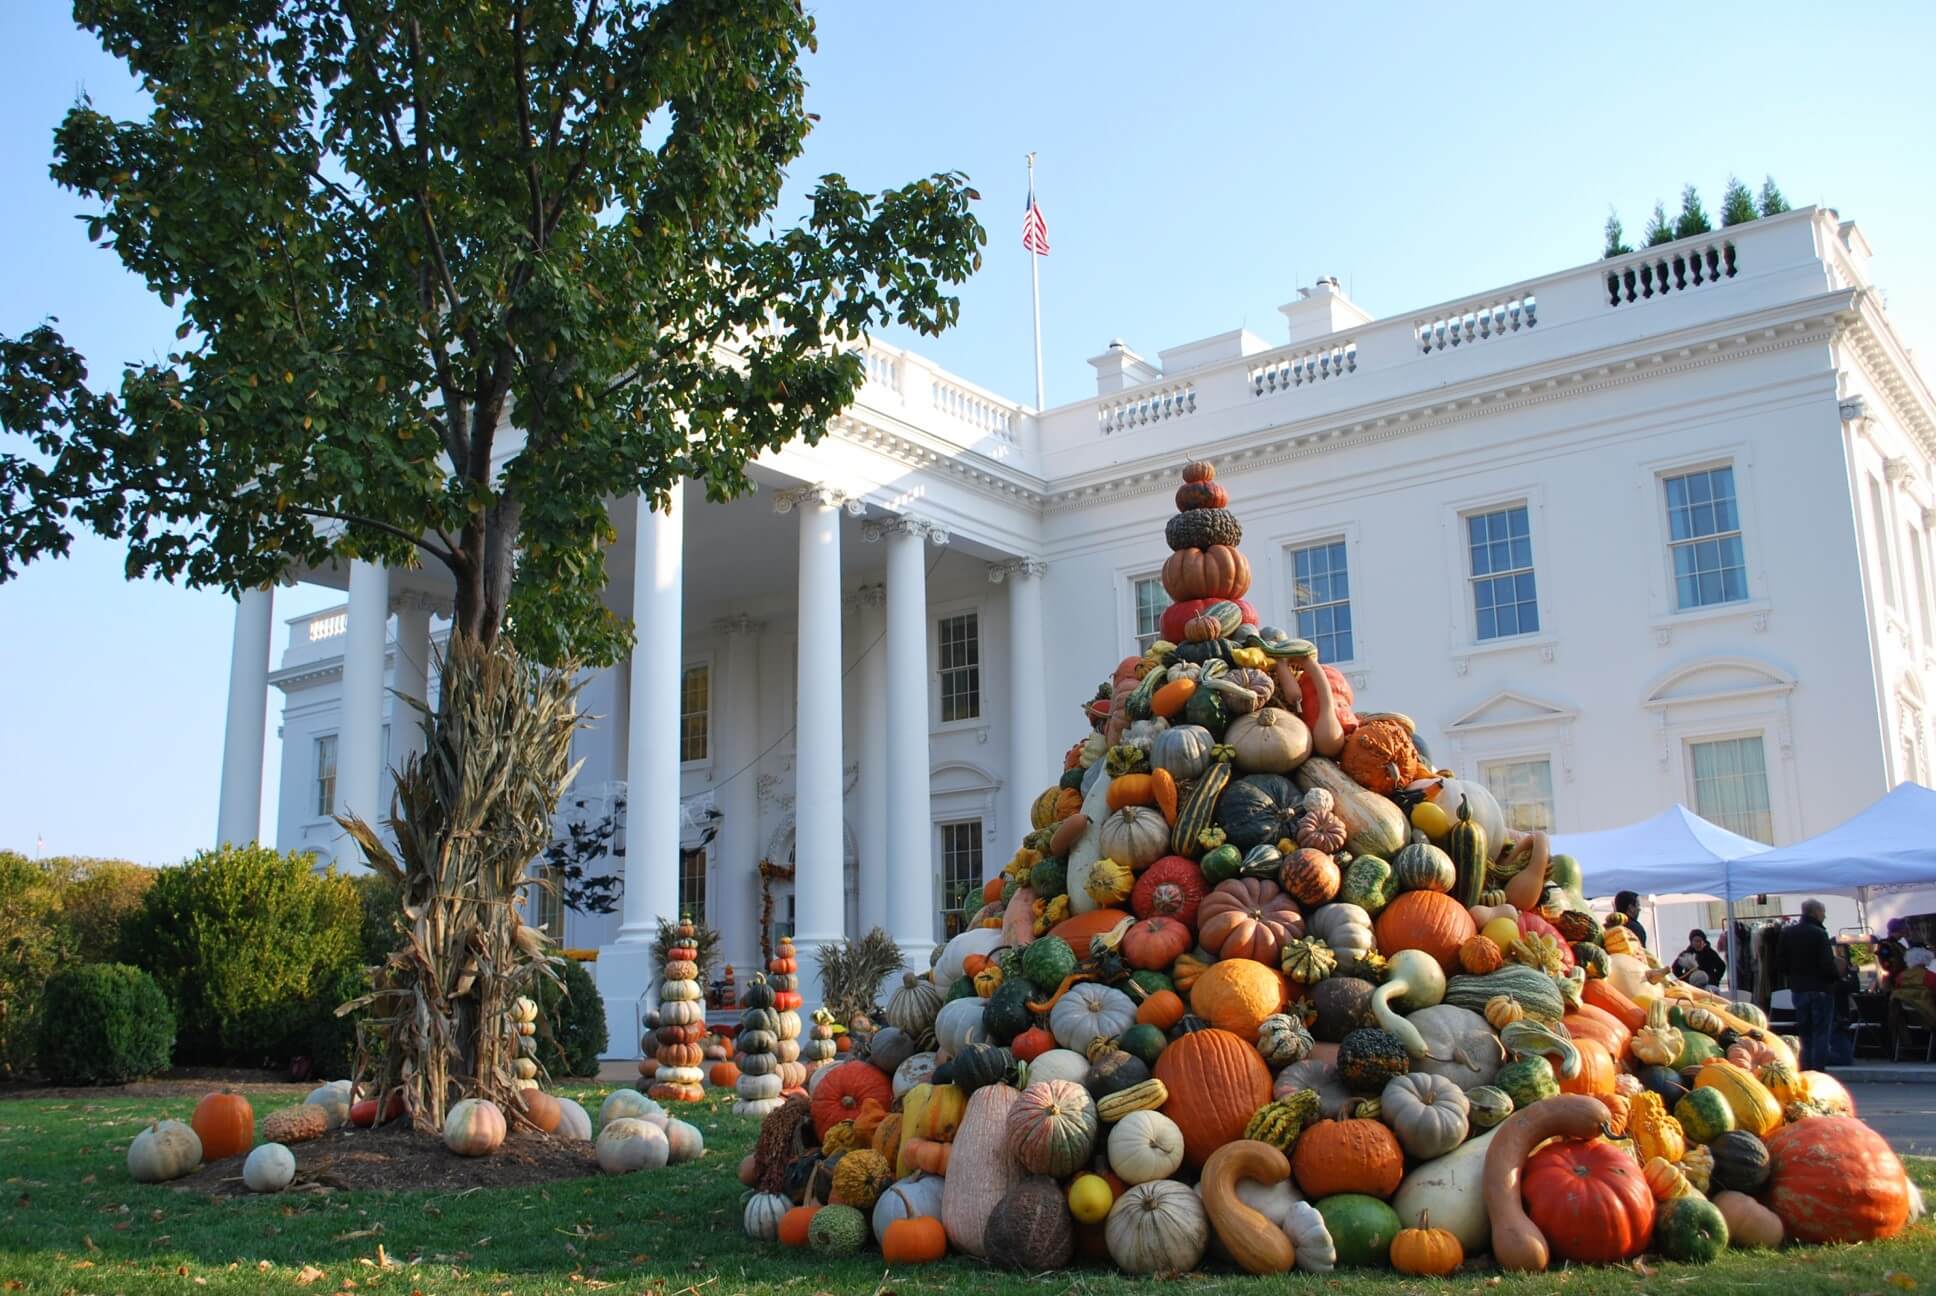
[215,206,1936,1052]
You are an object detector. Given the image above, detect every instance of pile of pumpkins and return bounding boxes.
[737,460,1922,1276]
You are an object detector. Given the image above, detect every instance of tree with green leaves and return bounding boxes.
[1719,175,1757,227]
[1673,184,1712,240]
[0,0,983,1127]
[1643,201,1674,247]
[1602,209,1633,259]
[1758,176,1791,217]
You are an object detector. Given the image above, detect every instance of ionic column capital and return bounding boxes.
[862,515,950,546]
[988,557,1049,583]
[390,589,446,615]
[713,613,765,637]
[773,483,866,516]
[1885,456,1914,485]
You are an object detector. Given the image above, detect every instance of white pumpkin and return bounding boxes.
[1049,983,1136,1054]
[1023,1048,1090,1088]
[304,1081,353,1128]
[1380,1071,1470,1161]
[1407,1005,1505,1090]
[893,1051,937,1099]
[1198,1176,1304,1264]
[872,1172,946,1239]
[1285,1199,1337,1273]
[662,1118,704,1164]
[743,1190,790,1241]
[595,1117,669,1173]
[242,1142,296,1193]
[1099,807,1170,871]
[127,1119,202,1183]
[934,997,989,1059]
[934,928,1004,988]
[598,1088,662,1128]
[1226,707,1312,774]
[1391,1124,1497,1254]
[554,1098,593,1141]
[1106,1109,1184,1184]
[1106,1180,1208,1275]
[1307,902,1377,961]
[1064,770,1116,914]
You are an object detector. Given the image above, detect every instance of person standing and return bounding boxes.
[1778,899,1840,1070]
[1609,891,1649,949]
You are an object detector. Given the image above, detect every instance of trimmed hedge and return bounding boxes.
[35,963,175,1084]
[538,956,608,1078]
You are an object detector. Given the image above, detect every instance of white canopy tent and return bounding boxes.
[1722,781,1936,902]
[1549,804,1770,901]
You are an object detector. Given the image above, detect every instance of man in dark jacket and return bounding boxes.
[1778,899,1840,1070]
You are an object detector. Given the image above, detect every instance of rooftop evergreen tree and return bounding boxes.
[1643,201,1674,247]
[1602,209,1633,259]
[0,0,982,1131]
[1758,176,1792,216]
[1720,176,1758,227]
[1673,184,1713,239]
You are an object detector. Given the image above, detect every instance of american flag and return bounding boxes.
[1021,181,1050,256]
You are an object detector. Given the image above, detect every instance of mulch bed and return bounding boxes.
[174,1124,601,1196]
[0,1066,301,1101]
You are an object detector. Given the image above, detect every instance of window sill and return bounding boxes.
[1453,634,1558,674]
[1649,598,1770,643]
[933,719,991,744]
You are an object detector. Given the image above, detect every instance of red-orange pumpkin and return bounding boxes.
[778,1205,820,1247]
[1122,915,1193,970]
[191,1091,254,1161]
[1190,958,1287,1042]
[1152,1028,1272,1168]
[1522,1138,1655,1264]
[1132,857,1207,928]
[1137,989,1186,1032]
[1373,890,1477,973]
[1197,878,1304,964]
[1562,1005,1632,1060]
[882,1216,948,1264]
[1049,908,1134,949]
[1290,1117,1404,1199]
[1557,1037,1619,1097]
[811,1061,894,1140]
[1277,849,1340,908]
[1011,1027,1056,1063]
[1763,1116,1910,1243]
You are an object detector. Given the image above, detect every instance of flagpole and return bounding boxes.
[1028,152,1045,412]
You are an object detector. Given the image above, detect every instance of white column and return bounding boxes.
[853,585,889,937]
[596,488,683,1058]
[993,559,1051,858]
[216,584,274,847]
[714,614,764,981]
[391,596,433,769]
[779,484,861,1004]
[336,560,390,835]
[872,514,947,956]
[618,488,682,945]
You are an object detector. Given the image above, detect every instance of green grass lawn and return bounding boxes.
[2,1082,1933,1295]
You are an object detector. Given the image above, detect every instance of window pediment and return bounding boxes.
[1445,690,1577,733]
[1643,657,1794,709]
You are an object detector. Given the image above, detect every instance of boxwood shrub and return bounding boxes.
[35,963,175,1084]
[537,956,608,1078]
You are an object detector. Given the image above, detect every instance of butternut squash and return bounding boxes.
[1482,1095,1613,1273]
[1200,1140,1297,1274]
[1500,831,1549,911]
[1582,977,1647,1032]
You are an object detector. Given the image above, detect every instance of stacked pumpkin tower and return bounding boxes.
[741,459,1916,1276]
[734,974,786,1117]
[647,916,705,1103]
[770,937,810,1091]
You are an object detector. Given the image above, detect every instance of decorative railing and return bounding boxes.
[1605,239,1738,307]
[1415,294,1536,354]
[859,344,900,393]
[930,376,1017,443]
[1249,341,1358,395]
[1098,381,1197,434]
[307,611,347,642]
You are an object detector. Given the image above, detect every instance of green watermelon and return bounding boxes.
[1708,1130,1770,1193]
[1128,969,1173,998]
[1020,936,1077,992]
[1496,1056,1559,1109]
[1315,1194,1401,1268]
[1029,857,1068,899]
[945,976,977,1003]
[1654,1194,1728,1263]
[1674,1087,1735,1143]
[983,981,1034,1042]
[1671,1030,1722,1070]
[1117,1023,1167,1068]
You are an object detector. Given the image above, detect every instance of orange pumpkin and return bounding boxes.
[1107,775,1157,812]
[1152,1028,1272,1168]
[1049,908,1134,949]
[1563,1005,1632,1060]
[1152,678,1198,719]
[962,953,989,977]
[811,1061,894,1140]
[191,1090,254,1161]
[778,1205,820,1247]
[1764,1116,1910,1243]
[1291,1117,1404,1199]
[1459,934,1504,975]
[1136,989,1186,1032]
[1557,1037,1619,1097]
[1373,890,1476,972]
[1196,878,1303,964]
[1011,1026,1056,1062]
[882,1216,948,1264]
[1150,768,1179,824]
[981,876,1005,905]
[1189,958,1287,1042]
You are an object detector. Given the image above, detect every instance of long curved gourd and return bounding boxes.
[1499,1019,1581,1079]
[1066,772,1116,915]
[1370,949,1448,1059]
[1282,654,1345,758]
[1200,1140,1297,1274]
[1500,831,1549,911]
[1483,1095,1613,1272]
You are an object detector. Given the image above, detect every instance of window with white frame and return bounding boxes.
[1688,735,1774,844]
[1908,526,1933,644]
[1480,757,1555,833]
[1869,475,1898,608]
[314,734,337,817]
[679,664,709,762]
[1663,465,1749,610]
[937,612,981,722]
[530,864,565,940]
[1132,576,1166,653]
[1290,539,1354,662]
[678,847,707,924]
[939,819,984,936]
[1465,505,1539,640]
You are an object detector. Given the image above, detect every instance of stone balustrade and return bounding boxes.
[1097,380,1197,434]
[1249,341,1358,395]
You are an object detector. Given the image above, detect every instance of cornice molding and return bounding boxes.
[772,483,865,515]
[987,558,1049,583]
[861,515,950,546]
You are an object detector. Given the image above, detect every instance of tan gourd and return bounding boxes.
[1500,831,1549,911]
[1482,1094,1613,1273]
[1198,1140,1297,1274]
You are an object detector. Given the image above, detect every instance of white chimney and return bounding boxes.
[1277,277,1374,344]
[1087,338,1161,395]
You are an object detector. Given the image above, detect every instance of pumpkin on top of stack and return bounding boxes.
[736,975,787,1117]
[770,938,811,1090]
[649,916,707,1103]
[738,458,1920,1277]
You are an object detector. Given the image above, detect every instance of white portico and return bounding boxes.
[227,206,1936,1055]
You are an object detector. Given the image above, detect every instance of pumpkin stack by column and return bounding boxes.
[734,973,786,1116]
[770,937,810,1091]
[648,916,706,1103]
[509,995,540,1089]
[805,1006,838,1068]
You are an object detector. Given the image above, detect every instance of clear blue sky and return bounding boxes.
[4,2,1934,863]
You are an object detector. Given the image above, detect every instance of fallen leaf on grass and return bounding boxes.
[295,1265,325,1286]
[335,1224,384,1241]
[1886,1276,1917,1291]
[82,1235,100,1253]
